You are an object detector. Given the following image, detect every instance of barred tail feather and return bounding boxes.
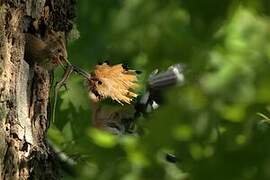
[136,63,185,114]
[148,64,184,90]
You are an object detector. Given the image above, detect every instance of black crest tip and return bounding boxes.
[122,63,129,70]
[135,70,142,74]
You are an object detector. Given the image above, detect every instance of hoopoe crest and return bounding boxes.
[88,62,140,105]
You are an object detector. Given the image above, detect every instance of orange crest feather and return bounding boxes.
[89,63,139,104]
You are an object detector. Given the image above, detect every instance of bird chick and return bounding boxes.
[24,30,68,70]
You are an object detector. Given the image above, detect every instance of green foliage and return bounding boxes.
[49,1,270,179]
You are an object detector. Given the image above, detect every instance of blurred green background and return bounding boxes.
[49,0,270,179]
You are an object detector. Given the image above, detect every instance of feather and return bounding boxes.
[88,62,140,104]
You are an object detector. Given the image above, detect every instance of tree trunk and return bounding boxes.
[0,0,75,179]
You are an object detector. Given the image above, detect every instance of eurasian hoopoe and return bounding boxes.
[86,62,185,135]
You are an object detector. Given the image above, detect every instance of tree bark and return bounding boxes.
[0,0,75,179]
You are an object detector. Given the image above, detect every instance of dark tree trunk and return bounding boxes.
[0,0,75,179]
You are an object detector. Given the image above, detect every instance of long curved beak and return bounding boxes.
[71,64,91,80]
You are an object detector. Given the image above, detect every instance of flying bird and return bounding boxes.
[86,62,185,135]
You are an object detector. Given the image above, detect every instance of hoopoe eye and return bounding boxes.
[57,48,62,53]
[97,80,102,85]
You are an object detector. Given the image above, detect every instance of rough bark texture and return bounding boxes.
[0,0,75,179]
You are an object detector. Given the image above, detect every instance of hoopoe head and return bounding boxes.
[45,30,68,67]
[87,62,141,105]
